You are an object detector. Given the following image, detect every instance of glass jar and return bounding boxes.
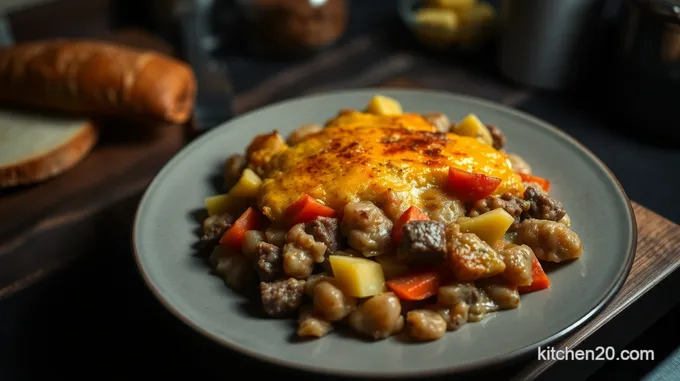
[238,0,348,57]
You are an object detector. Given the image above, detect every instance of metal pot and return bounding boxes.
[497,0,606,89]
[615,0,680,136]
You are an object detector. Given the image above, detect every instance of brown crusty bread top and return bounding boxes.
[0,40,197,124]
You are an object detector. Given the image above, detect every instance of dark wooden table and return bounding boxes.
[1,1,679,380]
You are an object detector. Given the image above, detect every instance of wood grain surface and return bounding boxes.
[0,29,185,298]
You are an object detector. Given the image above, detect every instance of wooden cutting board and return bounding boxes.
[0,29,186,297]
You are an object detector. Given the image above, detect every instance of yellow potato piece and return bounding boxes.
[428,0,476,11]
[452,113,493,145]
[365,95,403,116]
[375,255,409,280]
[329,255,386,298]
[458,208,515,245]
[205,194,231,216]
[229,168,262,198]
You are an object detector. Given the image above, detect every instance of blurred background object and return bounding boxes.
[613,0,680,138]
[399,0,497,50]
[0,15,12,46]
[1,1,680,381]
[175,0,235,133]
[237,0,349,58]
[497,0,606,89]
[151,0,349,59]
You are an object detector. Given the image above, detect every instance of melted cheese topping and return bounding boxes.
[258,111,524,223]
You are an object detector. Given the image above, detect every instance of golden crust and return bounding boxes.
[258,112,524,223]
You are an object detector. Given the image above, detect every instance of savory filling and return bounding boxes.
[198,95,583,342]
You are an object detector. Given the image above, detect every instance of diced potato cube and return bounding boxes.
[329,256,386,298]
[428,0,476,11]
[229,168,262,198]
[451,113,493,145]
[458,208,514,245]
[365,95,403,116]
[205,194,231,216]
[375,255,409,280]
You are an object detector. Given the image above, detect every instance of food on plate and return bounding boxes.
[450,113,493,145]
[365,94,403,115]
[0,40,196,124]
[197,94,583,342]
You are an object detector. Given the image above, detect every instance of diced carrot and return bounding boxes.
[447,167,502,202]
[518,256,551,294]
[517,173,550,192]
[285,194,336,226]
[219,207,261,250]
[392,206,430,243]
[386,270,441,301]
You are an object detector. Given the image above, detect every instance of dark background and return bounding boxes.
[1,0,679,380]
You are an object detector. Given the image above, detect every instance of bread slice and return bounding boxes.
[0,108,98,188]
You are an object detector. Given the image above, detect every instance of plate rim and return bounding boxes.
[131,88,638,378]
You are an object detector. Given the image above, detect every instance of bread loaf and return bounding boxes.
[0,108,98,188]
[0,40,196,124]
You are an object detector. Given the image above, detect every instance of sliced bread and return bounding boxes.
[0,108,98,188]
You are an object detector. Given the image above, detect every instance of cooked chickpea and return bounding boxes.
[313,281,357,321]
[407,310,447,341]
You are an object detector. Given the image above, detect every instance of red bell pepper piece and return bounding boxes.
[392,206,430,243]
[446,167,502,202]
[386,270,441,301]
[285,194,336,226]
[219,207,261,250]
[518,256,551,294]
[518,173,550,192]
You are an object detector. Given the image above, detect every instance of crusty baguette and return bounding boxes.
[0,40,196,124]
[0,109,98,188]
